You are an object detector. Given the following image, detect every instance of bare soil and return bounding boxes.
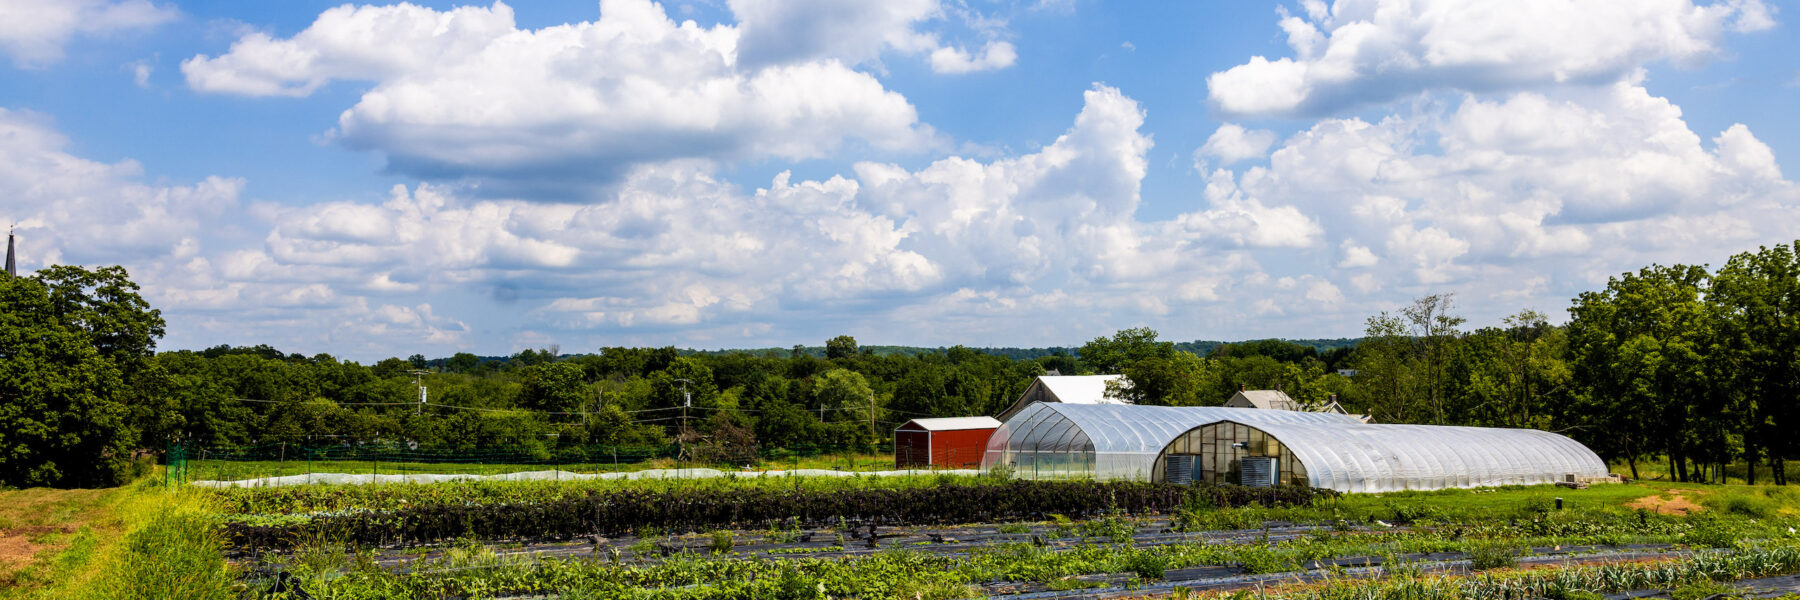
[1626,489,1705,515]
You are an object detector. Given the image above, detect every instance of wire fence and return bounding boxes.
[165,441,904,484]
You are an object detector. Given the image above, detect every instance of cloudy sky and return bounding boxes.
[2,0,1796,360]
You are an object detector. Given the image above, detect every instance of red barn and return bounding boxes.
[893,417,1002,469]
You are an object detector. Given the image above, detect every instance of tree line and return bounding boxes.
[2,242,1795,487]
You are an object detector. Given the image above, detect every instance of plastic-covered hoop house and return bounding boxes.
[1152,420,1610,492]
[981,403,1362,480]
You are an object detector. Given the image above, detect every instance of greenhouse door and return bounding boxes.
[1164,455,1198,485]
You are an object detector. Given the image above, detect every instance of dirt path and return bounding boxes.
[1626,489,1704,515]
[0,487,116,591]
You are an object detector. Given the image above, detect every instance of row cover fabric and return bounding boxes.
[194,468,983,488]
[982,402,1361,481]
[1204,420,1609,493]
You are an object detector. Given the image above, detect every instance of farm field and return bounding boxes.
[173,451,904,484]
[7,475,1800,599]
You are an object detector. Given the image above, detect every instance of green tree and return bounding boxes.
[1079,327,1175,375]
[1116,351,1214,406]
[35,265,165,372]
[1351,312,1419,423]
[1404,293,1466,424]
[825,335,859,360]
[518,362,587,414]
[1444,310,1570,429]
[812,369,876,437]
[0,273,140,487]
[1566,264,1713,481]
[890,364,975,417]
[649,358,717,435]
[1709,241,1800,485]
[1351,294,1463,424]
[445,352,481,374]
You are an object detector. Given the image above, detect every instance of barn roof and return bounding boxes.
[897,416,1003,432]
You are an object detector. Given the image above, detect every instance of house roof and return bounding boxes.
[995,375,1133,421]
[896,416,1002,432]
[1036,375,1130,404]
[1229,390,1303,411]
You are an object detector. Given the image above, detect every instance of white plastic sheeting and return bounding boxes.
[1197,420,1609,493]
[981,403,1362,480]
[193,468,982,488]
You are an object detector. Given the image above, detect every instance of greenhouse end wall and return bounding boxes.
[981,403,1360,481]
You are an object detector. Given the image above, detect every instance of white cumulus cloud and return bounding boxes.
[1222,81,1797,316]
[730,0,1014,74]
[182,0,938,196]
[1198,124,1279,166]
[1207,0,1777,117]
[0,0,177,67]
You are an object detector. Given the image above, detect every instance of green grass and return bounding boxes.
[1609,457,1800,485]
[0,476,233,600]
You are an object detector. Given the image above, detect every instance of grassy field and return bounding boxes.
[1609,458,1800,486]
[0,478,233,600]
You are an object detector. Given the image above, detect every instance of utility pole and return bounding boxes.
[409,370,430,416]
[674,378,692,463]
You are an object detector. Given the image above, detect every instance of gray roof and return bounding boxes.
[1226,390,1303,410]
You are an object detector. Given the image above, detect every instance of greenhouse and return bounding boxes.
[980,403,1362,480]
[1152,420,1611,492]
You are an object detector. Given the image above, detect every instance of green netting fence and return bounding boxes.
[165,441,901,484]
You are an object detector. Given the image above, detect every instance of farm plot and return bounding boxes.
[213,478,1800,599]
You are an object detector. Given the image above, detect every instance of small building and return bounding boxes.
[995,375,1131,421]
[893,416,1002,469]
[1223,387,1308,411]
[1224,387,1370,422]
[1150,419,1611,492]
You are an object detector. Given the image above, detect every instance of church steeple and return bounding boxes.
[4,227,14,278]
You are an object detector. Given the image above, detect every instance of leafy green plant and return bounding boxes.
[1670,578,1739,600]
[1467,539,1523,570]
[1684,515,1746,549]
[1123,551,1168,580]
[709,530,733,554]
[1237,547,1298,574]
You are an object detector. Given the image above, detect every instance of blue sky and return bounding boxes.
[2,0,1796,361]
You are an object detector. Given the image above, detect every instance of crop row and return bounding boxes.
[225,482,1334,552]
[242,526,1800,600]
[209,472,1003,515]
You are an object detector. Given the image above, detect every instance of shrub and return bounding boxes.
[1467,539,1523,571]
[1714,493,1777,519]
